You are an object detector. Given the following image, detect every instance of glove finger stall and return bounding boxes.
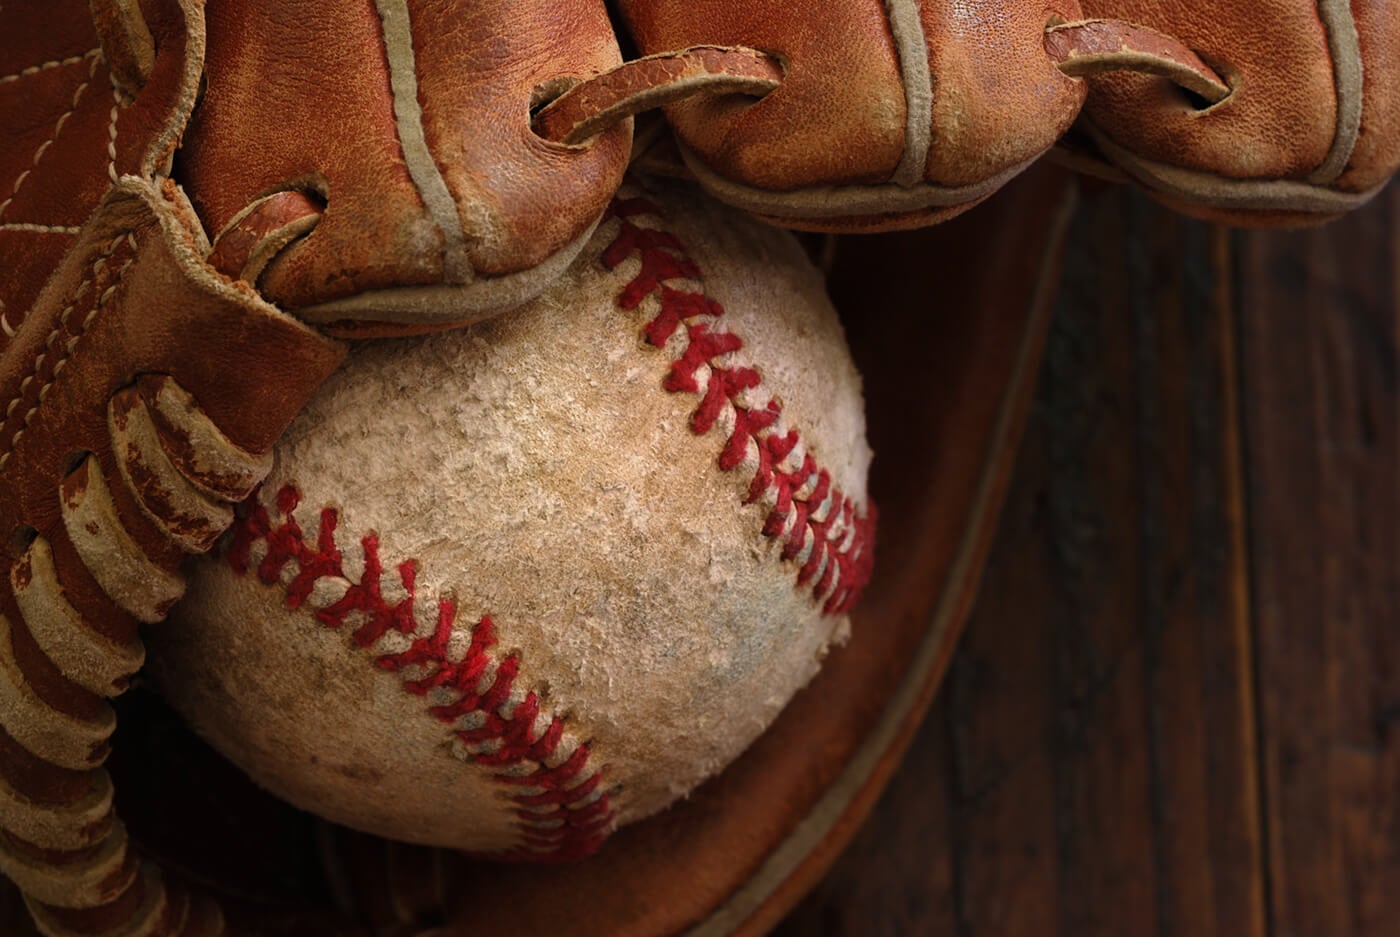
[616,0,1088,231]
[1074,0,1400,224]
[176,0,632,335]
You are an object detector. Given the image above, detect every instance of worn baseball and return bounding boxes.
[146,181,875,860]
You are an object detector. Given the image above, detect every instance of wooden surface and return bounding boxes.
[776,180,1400,937]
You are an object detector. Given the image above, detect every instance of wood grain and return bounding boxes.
[1241,183,1400,937]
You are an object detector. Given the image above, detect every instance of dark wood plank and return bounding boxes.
[1137,205,1266,937]
[780,182,1267,937]
[1240,182,1400,937]
[769,707,959,937]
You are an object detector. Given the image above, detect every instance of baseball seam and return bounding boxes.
[218,190,874,858]
[226,485,614,861]
[603,193,875,612]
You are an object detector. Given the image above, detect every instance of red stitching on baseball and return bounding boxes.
[604,193,875,613]
[219,191,874,860]
[226,489,613,862]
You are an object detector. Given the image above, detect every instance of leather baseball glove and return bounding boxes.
[609,2,1400,229]
[0,3,341,933]
[0,1,1393,935]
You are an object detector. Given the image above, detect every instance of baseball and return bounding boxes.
[146,180,875,860]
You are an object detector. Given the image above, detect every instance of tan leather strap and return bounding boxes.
[206,191,324,284]
[1046,19,1231,105]
[532,46,782,147]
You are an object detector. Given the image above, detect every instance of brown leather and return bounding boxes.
[174,0,632,334]
[533,47,783,147]
[0,177,343,934]
[0,0,201,351]
[0,4,634,929]
[0,4,239,929]
[1071,0,1400,224]
[204,191,324,284]
[1046,20,1229,104]
[13,0,1363,931]
[614,0,1088,231]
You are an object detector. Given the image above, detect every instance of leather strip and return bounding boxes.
[109,388,234,554]
[1310,0,1364,185]
[205,191,322,284]
[1046,20,1230,104]
[0,615,114,771]
[0,178,344,933]
[676,139,1037,222]
[294,215,605,334]
[373,0,472,285]
[141,378,274,503]
[1084,122,1386,215]
[89,0,155,98]
[14,540,144,699]
[532,46,781,147]
[60,458,186,625]
[24,863,181,937]
[0,769,112,852]
[0,820,132,909]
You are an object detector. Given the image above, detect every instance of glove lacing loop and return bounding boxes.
[1046,19,1231,106]
[532,46,783,147]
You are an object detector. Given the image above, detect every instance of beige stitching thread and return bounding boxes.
[883,0,933,187]
[0,232,135,469]
[0,48,100,340]
[0,223,81,234]
[374,0,473,284]
[106,80,121,183]
[0,53,101,223]
[0,49,99,86]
